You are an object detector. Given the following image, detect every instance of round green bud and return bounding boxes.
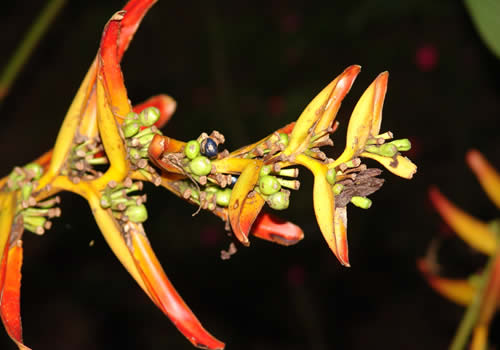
[100,195,112,209]
[123,122,140,138]
[139,107,160,127]
[259,175,281,195]
[326,168,336,185]
[333,183,344,196]
[259,165,272,177]
[350,196,372,209]
[189,156,212,176]
[390,138,411,152]
[24,163,43,180]
[278,133,289,146]
[125,204,148,223]
[184,140,201,160]
[267,191,289,210]
[216,188,232,207]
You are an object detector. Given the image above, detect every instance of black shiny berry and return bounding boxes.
[230,175,238,187]
[201,138,218,158]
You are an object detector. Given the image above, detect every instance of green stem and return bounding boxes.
[0,0,66,103]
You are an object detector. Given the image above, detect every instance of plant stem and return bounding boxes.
[0,0,67,104]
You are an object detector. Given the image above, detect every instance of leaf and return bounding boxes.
[466,149,500,210]
[464,0,500,60]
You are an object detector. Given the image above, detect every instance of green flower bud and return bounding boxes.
[365,143,398,157]
[189,156,212,176]
[279,133,289,146]
[23,215,46,228]
[259,175,281,195]
[259,165,272,177]
[278,168,299,178]
[24,163,43,180]
[184,140,201,160]
[326,168,336,185]
[216,188,232,207]
[350,196,372,209]
[389,138,411,152]
[139,107,160,127]
[333,183,344,196]
[267,191,289,210]
[137,133,155,147]
[100,195,112,209]
[129,148,141,161]
[21,183,33,201]
[122,122,140,138]
[125,204,148,223]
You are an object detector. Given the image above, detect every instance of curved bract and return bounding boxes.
[0,1,416,349]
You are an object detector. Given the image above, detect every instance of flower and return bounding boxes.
[0,0,416,349]
[150,65,417,267]
[419,150,500,349]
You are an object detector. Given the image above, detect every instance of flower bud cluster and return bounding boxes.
[64,133,107,183]
[122,108,163,181]
[100,178,148,224]
[6,163,61,235]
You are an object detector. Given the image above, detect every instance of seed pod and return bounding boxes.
[200,138,218,158]
[122,122,140,138]
[326,168,336,185]
[24,163,43,180]
[189,156,212,176]
[267,191,289,210]
[216,188,232,207]
[139,107,160,127]
[351,196,372,209]
[125,204,148,223]
[184,140,201,160]
[259,175,281,195]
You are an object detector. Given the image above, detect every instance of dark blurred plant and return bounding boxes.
[0,0,416,349]
[419,150,500,350]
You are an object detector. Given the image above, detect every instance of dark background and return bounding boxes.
[1,1,499,349]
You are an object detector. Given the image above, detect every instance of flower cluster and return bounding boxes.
[0,1,416,349]
[419,150,500,350]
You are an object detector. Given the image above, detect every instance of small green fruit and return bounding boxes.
[125,204,148,223]
[189,156,212,176]
[326,168,336,185]
[350,196,372,209]
[139,107,160,127]
[267,191,289,210]
[333,183,344,195]
[184,140,201,160]
[259,175,281,195]
[216,188,232,207]
[122,122,140,138]
[259,165,271,177]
